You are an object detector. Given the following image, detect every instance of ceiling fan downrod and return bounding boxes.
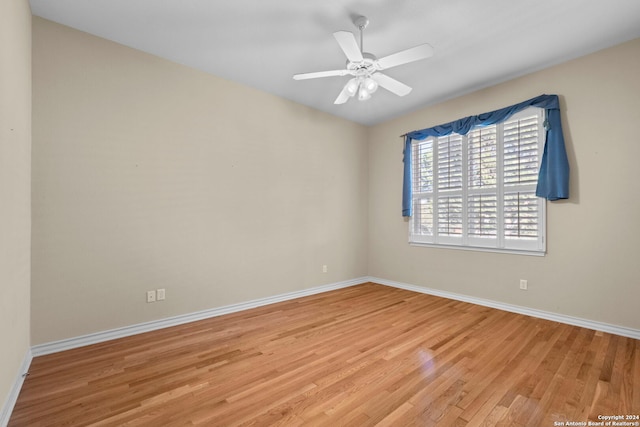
[354,16,369,54]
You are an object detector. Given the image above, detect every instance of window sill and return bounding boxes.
[409,241,545,257]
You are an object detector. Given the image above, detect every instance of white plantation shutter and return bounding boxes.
[436,135,463,244]
[437,135,463,190]
[412,197,433,237]
[468,127,497,189]
[409,107,545,254]
[411,140,434,239]
[414,139,433,193]
[504,192,539,239]
[504,115,539,186]
[468,194,497,237]
[437,196,462,237]
[502,112,543,250]
[467,126,498,247]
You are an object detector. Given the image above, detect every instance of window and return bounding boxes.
[409,107,545,255]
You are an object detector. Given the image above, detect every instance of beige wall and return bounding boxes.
[0,0,32,412]
[31,18,369,345]
[368,38,640,330]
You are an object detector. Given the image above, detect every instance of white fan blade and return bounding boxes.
[377,44,434,70]
[334,85,351,104]
[372,73,412,96]
[293,69,350,80]
[333,31,364,63]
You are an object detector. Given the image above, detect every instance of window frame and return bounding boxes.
[408,107,546,256]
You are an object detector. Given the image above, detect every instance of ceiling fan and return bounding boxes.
[293,16,434,104]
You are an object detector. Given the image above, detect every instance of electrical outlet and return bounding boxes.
[519,279,528,290]
[156,288,165,301]
[146,290,156,303]
[322,265,328,273]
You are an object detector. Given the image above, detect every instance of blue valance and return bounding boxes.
[402,94,569,217]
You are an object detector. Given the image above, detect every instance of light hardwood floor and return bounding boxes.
[9,283,640,426]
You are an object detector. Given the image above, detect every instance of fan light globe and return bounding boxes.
[363,77,378,94]
[345,78,359,96]
[358,86,371,101]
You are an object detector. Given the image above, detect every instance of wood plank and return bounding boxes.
[8,283,640,426]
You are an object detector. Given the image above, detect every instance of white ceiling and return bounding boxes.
[29,0,640,126]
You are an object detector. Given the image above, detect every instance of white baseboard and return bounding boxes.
[369,276,640,340]
[32,277,369,357]
[0,349,32,427]
[30,274,640,358]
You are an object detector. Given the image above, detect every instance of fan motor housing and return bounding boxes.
[347,52,379,74]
